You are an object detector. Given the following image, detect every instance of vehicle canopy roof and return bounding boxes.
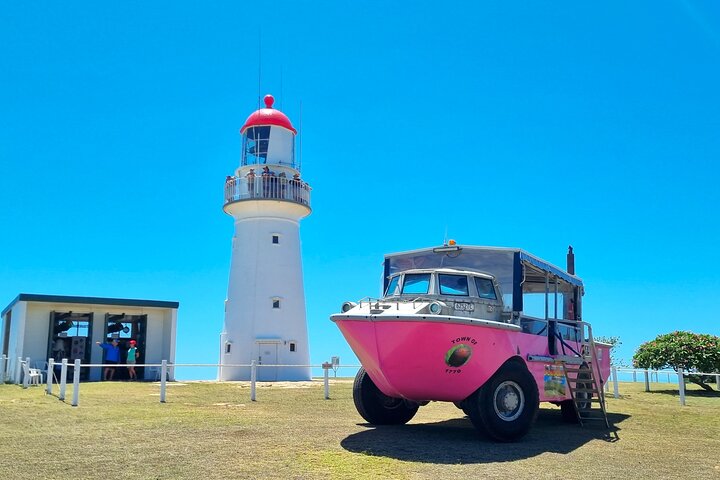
[392,267,496,279]
[384,245,583,313]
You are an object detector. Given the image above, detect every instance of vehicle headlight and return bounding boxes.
[428,302,442,314]
[341,301,357,313]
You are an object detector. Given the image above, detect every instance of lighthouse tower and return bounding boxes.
[219,95,311,381]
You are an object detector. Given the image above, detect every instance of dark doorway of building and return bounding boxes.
[47,311,94,381]
[104,313,147,381]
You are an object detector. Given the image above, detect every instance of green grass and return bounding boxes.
[1,380,719,479]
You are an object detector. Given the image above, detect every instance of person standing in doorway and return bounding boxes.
[126,340,139,380]
[96,338,120,381]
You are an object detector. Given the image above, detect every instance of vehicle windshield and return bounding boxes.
[401,273,431,295]
[474,277,497,300]
[438,274,469,296]
[385,275,400,296]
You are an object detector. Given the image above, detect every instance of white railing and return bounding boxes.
[8,353,718,408]
[224,176,311,207]
[1,355,35,385]
[24,357,361,407]
[606,366,720,406]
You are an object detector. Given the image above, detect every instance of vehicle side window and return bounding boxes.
[557,323,579,342]
[385,276,400,296]
[401,274,431,294]
[438,274,469,296]
[474,277,497,300]
[520,317,548,336]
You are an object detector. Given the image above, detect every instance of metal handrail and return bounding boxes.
[224,176,311,207]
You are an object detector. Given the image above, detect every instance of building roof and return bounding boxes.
[240,94,297,134]
[1,293,179,317]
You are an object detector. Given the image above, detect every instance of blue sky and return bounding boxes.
[1,1,719,376]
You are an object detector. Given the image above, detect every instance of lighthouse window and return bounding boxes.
[225,343,232,354]
[242,126,271,165]
[289,342,296,352]
[272,299,280,309]
[272,235,279,244]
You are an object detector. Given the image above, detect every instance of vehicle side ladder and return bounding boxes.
[561,322,609,428]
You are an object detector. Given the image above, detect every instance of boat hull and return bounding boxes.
[332,314,609,403]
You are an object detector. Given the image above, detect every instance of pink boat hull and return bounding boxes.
[335,317,610,404]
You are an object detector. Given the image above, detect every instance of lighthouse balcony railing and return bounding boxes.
[224,176,311,207]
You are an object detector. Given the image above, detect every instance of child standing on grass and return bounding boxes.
[126,340,139,380]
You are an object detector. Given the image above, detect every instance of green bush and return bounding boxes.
[633,331,720,391]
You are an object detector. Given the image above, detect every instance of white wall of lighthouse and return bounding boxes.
[219,95,311,381]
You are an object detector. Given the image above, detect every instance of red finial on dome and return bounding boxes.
[264,95,275,108]
[240,93,296,134]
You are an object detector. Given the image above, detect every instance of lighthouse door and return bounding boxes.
[256,342,278,381]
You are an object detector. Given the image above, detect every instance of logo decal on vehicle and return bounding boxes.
[445,344,473,367]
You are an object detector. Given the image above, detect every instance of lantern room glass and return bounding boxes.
[241,126,296,168]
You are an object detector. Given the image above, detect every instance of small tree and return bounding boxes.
[633,331,720,391]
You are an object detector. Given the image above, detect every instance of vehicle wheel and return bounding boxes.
[353,367,419,425]
[466,361,539,442]
[561,365,592,423]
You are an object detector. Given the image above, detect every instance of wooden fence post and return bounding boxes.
[322,362,332,400]
[22,357,31,389]
[71,359,81,406]
[59,359,68,401]
[250,361,257,401]
[612,366,619,399]
[47,358,54,394]
[677,368,686,406]
[15,357,23,384]
[160,360,167,403]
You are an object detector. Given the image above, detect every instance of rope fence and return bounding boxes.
[3,354,718,408]
[606,366,720,406]
[1,354,362,407]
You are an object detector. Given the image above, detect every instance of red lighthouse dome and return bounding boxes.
[240,95,297,134]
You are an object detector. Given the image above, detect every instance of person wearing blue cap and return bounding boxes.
[96,338,120,381]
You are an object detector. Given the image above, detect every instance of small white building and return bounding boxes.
[1,294,179,382]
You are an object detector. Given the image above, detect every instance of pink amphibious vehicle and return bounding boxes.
[331,244,610,441]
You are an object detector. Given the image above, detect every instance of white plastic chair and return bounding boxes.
[147,365,170,381]
[146,366,159,381]
[22,361,43,385]
[33,360,48,382]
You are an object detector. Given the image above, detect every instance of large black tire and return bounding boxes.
[561,365,592,423]
[353,367,419,425]
[466,361,539,442]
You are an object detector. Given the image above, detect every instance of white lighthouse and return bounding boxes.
[219,95,311,381]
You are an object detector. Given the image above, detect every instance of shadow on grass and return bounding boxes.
[341,409,629,463]
[644,389,720,398]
